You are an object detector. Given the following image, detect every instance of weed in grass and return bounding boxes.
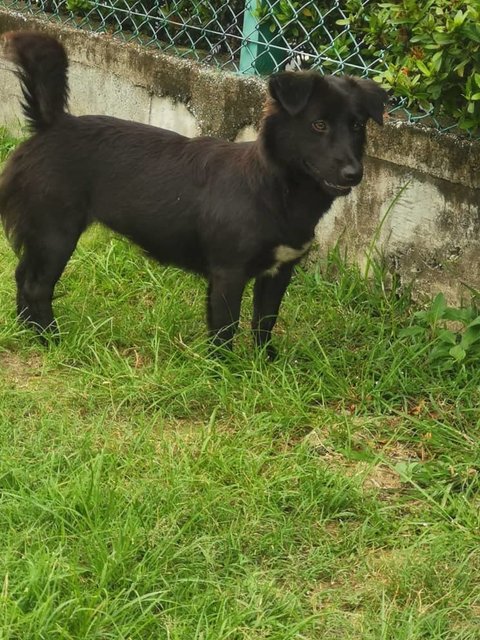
[400,292,480,370]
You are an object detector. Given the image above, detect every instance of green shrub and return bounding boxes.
[360,1,480,132]
[260,0,480,133]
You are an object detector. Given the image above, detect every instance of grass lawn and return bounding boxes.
[0,128,479,638]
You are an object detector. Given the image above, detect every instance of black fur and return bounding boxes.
[4,31,69,132]
[0,31,387,358]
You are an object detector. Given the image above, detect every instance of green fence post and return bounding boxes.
[239,0,283,74]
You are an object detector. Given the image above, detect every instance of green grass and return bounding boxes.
[1,129,479,639]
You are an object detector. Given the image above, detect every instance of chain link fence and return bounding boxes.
[0,1,478,136]
[0,0,380,75]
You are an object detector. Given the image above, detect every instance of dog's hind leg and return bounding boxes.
[252,263,294,360]
[17,225,82,336]
[206,269,247,351]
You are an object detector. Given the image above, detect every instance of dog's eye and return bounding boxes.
[352,120,365,131]
[312,120,327,133]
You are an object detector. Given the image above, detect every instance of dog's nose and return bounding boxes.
[341,164,363,184]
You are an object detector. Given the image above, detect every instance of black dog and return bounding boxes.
[0,31,386,358]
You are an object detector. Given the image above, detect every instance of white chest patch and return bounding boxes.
[264,241,312,276]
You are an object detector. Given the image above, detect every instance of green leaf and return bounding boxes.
[453,10,465,28]
[438,330,457,345]
[416,59,431,76]
[449,345,466,362]
[430,344,452,362]
[430,293,447,322]
[398,326,425,338]
[460,328,480,350]
[432,33,455,45]
[394,461,419,480]
[466,316,480,329]
[459,318,480,350]
[443,307,474,323]
[463,24,480,44]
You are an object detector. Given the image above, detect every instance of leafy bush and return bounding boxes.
[360,1,480,132]
[261,0,480,133]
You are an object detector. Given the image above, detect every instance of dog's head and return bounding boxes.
[263,71,387,197]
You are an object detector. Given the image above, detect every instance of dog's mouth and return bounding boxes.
[323,179,351,195]
[303,161,353,196]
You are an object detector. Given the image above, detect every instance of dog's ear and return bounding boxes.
[354,78,388,125]
[268,72,315,116]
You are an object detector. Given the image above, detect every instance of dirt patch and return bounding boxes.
[359,463,403,490]
[304,424,415,494]
[0,351,44,388]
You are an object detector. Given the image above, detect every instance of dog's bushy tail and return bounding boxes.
[4,31,69,132]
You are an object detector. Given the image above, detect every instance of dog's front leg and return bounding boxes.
[207,269,247,352]
[252,263,295,360]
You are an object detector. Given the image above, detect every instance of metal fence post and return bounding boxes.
[239,0,283,74]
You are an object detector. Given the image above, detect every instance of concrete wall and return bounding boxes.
[0,9,479,304]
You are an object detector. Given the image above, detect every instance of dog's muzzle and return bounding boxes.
[303,161,353,196]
